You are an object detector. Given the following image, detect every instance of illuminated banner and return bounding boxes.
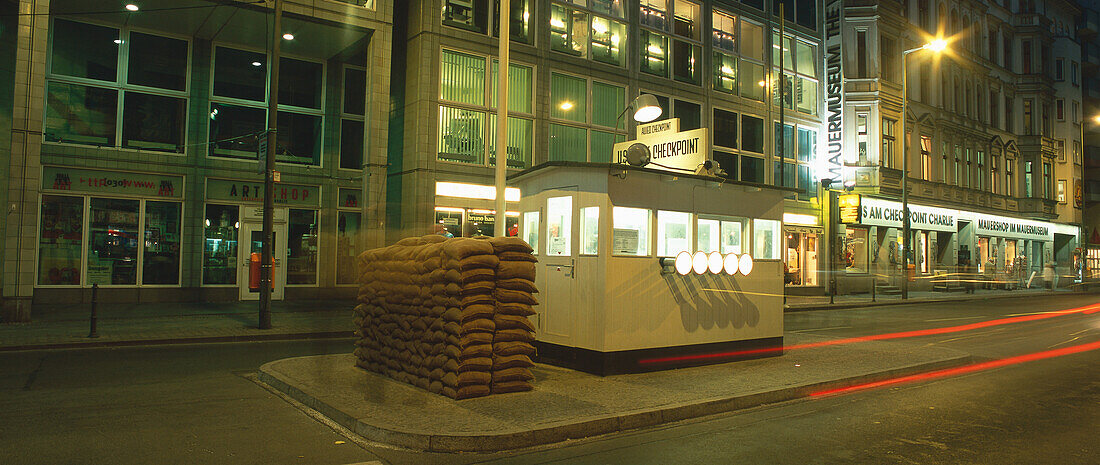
[971,213,1052,241]
[614,127,709,174]
[636,118,679,139]
[43,166,183,199]
[821,0,844,184]
[856,198,957,233]
[838,194,861,224]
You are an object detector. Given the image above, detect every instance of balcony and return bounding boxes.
[1017,135,1057,159]
[1080,8,1100,37]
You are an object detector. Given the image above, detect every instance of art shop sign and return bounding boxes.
[206,179,319,207]
[42,166,183,199]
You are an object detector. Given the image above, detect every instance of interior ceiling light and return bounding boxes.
[125,4,139,12]
[282,33,295,41]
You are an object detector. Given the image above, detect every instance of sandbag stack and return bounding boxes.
[354,235,538,400]
[488,237,538,394]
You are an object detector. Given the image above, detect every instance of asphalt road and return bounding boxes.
[0,293,1097,465]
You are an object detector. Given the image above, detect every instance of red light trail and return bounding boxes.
[810,339,1100,397]
[637,302,1100,366]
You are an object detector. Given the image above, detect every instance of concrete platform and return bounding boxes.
[257,333,971,452]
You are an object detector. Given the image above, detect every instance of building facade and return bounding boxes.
[831,0,1084,293]
[389,0,828,291]
[1078,0,1100,275]
[1,0,392,321]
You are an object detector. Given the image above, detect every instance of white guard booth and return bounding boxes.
[511,162,789,375]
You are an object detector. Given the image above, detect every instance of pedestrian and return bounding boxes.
[1043,262,1055,290]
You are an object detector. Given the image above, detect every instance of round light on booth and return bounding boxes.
[739,253,754,275]
[674,251,692,276]
[724,253,740,275]
[692,251,708,275]
[708,251,724,274]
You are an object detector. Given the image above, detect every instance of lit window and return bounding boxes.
[657,210,692,257]
[612,207,651,256]
[753,219,781,260]
[580,207,600,255]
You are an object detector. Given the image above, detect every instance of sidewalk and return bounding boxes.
[784,286,1088,312]
[0,300,357,351]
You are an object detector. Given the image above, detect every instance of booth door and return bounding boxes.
[541,195,575,342]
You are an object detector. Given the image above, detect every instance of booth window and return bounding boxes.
[87,198,140,285]
[546,196,572,256]
[38,195,85,286]
[142,201,181,285]
[203,204,239,285]
[698,216,745,254]
[752,219,781,260]
[287,209,318,285]
[522,211,540,254]
[580,207,599,255]
[612,207,651,256]
[657,210,692,257]
[844,228,869,274]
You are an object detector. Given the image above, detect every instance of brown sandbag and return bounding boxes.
[460,268,496,283]
[460,293,495,306]
[491,380,533,394]
[461,318,496,333]
[442,238,495,260]
[458,357,493,372]
[494,314,536,332]
[488,236,534,254]
[457,371,491,386]
[498,302,537,316]
[460,281,495,294]
[494,341,536,356]
[497,261,536,281]
[442,372,458,388]
[459,343,494,359]
[396,236,420,246]
[442,386,457,398]
[497,251,538,262]
[493,288,539,305]
[460,304,495,322]
[420,234,447,244]
[459,332,494,346]
[444,344,461,359]
[492,367,535,382]
[496,278,538,293]
[454,254,500,271]
[455,384,491,399]
[493,354,534,369]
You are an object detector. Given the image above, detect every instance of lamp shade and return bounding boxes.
[632,94,663,122]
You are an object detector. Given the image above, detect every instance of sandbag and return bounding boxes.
[497,261,536,281]
[457,371,491,386]
[460,304,495,322]
[459,332,494,346]
[492,367,534,382]
[493,354,534,369]
[455,384,491,399]
[496,278,538,293]
[460,268,496,283]
[442,238,495,260]
[454,254,500,271]
[459,343,494,359]
[494,314,536,332]
[497,251,538,262]
[491,380,533,394]
[494,341,536,356]
[497,302,537,316]
[493,288,539,305]
[458,357,493,372]
[488,236,534,253]
[461,318,496,333]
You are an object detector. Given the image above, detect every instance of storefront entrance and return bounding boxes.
[238,209,288,301]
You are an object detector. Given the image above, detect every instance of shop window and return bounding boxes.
[435,208,463,237]
[546,196,572,256]
[753,219,781,260]
[127,32,187,91]
[698,216,745,254]
[640,30,668,77]
[87,198,140,285]
[657,210,692,257]
[523,211,540,253]
[208,103,264,159]
[440,50,486,105]
[714,109,737,149]
[336,212,361,285]
[438,106,486,164]
[443,0,489,33]
[203,204,239,285]
[489,115,533,168]
[142,201,181,285]
[741,155,764,183]
[741,114,764,153]
[343,68,367,116]
[590,130,624,163]
[639,0,668,30]
[38,195,84,286]
[612,207,651,256]
[549,124,587,162]
[213,46,267,102]
[712,10,736,52]
[739,61,764,101]
[551,73,587,122]
[50,19,119,82]
[713,52,737,93]
[287,209,318,285]
[45,82,118,146]
[276,111,322,165]
[844,227,869,274]
[340,120,365,169]
[122,92,185,152]
[580,207,600,255]
[550,4,588,58]
[591,16,626,66]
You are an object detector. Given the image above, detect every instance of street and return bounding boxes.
[1,293,1097,464]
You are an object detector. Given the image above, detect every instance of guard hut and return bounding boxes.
[510,161,791,375]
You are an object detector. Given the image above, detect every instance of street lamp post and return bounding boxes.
[900,38,946,300]
[493,0,511,237]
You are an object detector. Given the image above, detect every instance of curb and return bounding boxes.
[257,352,973,453]
[784,289,1095,313]
[0,331,355,352]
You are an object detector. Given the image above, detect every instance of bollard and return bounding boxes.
[87,283,99,338]
[871,277,876,302]
[830,278,836,304]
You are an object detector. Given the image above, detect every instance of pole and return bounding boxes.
[901,49,911,300]
[778,3,786,189]
[260,0,282,329]
[493,0,511,237]
[87,283,99,338]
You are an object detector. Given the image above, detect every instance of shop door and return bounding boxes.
[239,221,288,301]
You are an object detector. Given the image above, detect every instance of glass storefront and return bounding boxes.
[87,198,140,285]
[202,204,239,285]
[844,227,869,274]
[287,209,319,285]
[433,207,519,238]
[37,195,84,285]
[784,230,818,286]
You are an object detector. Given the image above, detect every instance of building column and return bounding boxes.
[364,23,393,250]
[3,0,49,322]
